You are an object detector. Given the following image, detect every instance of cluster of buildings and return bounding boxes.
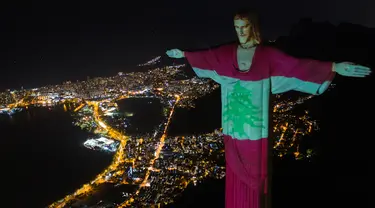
[0,61,217,114]
[84,137,119,153]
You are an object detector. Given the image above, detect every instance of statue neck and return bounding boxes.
[239,39,256,49]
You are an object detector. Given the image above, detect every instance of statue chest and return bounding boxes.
[236,47,256,71]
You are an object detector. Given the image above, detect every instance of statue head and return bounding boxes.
[233,9,261,47]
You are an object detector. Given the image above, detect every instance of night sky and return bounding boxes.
[1,0,373,90]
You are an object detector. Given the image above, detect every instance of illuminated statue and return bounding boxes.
[166,9,371,208]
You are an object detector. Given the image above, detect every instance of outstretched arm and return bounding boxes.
[166,46,225,83]
[269,47,335,95]
[269,47,371,95]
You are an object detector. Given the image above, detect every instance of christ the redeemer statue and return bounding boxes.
[166,9,371,208]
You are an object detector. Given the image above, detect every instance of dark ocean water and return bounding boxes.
[116,98,164,135]
[0,106,113,208]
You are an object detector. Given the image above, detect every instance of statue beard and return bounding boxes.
[238,35,254,48]
[238,34,248,43]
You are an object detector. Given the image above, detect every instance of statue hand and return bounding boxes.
[334,62,371,77]
[166,49,184,58]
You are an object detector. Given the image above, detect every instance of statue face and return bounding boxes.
[234,18,252,44]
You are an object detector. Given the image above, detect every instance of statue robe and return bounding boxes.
[184,43,334,208]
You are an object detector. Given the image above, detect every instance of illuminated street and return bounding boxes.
[47,94,181,207]
[48,100,130,208]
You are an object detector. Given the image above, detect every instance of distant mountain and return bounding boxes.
[274,18,375,67]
